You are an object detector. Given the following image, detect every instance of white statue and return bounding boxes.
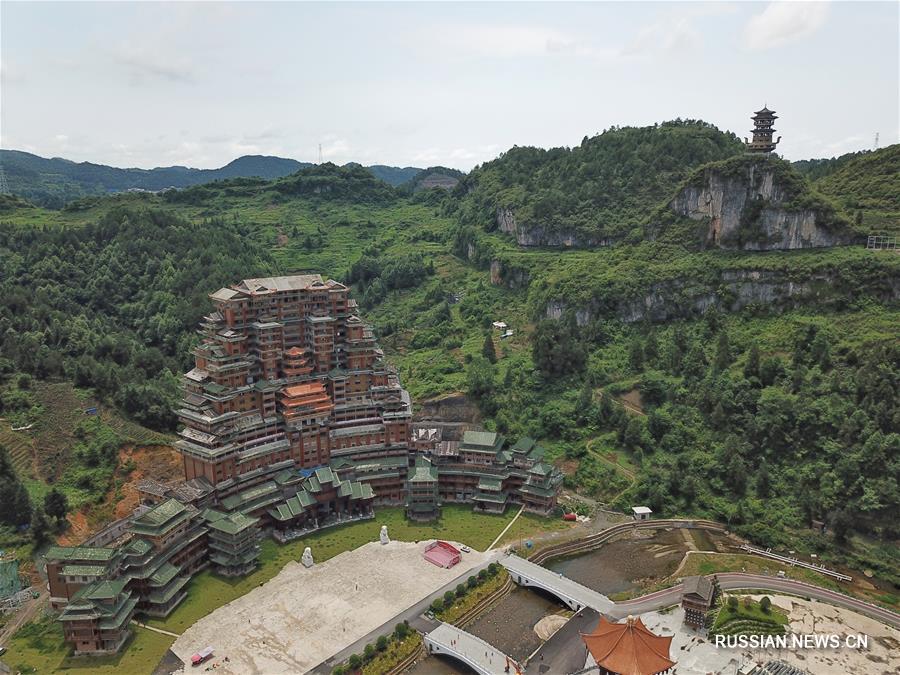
[301,546,314,567]
[380,525,390,545]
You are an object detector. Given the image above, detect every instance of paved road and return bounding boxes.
[306,551,502,675]
[0,588,47,646]
[523,608,598,675]
[609,573,900,629]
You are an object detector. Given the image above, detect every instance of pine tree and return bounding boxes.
[31,506,50,545]
[714,331,731,373]
[45,488,69,526]
[744,344,761,379]
[482,333,497,363]
[628,338,644,373]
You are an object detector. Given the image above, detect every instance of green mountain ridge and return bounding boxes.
[0,150,431,208]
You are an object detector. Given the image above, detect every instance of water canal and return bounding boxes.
[405,527,731,673]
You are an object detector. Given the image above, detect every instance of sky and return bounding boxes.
[2,1,898,171]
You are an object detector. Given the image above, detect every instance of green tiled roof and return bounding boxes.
[510,437,536,453]
[147,575,190,605]
[44,546,118,563]
[220,481,279,511]
[529,463,552,477]
[79,578,128,601]
[123,538,152,557]
[149,562,180,587]
[461,430,502,449]
[201,508,228,523]
[477,476,502,491]
[130,498,189,536]
[99,595,138,630]
[60,564,106,577]
[207,512,259,536]
[408,458,438,483]
[273,468,302,486]
[527,445,546,461]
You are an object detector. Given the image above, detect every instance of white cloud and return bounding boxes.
[112,48,196,85]
[743,1,830,50]
[622,17,700,56]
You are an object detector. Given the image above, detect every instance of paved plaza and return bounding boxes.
[171,540,489,674]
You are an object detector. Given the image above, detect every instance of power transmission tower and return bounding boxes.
[318,143,323,164]
[874,132,879,150]
[0,165,10,195]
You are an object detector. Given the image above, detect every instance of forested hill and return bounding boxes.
[0,149,428,208]
[810,145,900,234]
[1,134,898,585]
[449,120,744,247]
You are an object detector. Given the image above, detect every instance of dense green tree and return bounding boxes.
[744,344,761,379]
[0,445,31,527]
[31,506,50,544]
[44,488,68,526]
[482,333,497,363]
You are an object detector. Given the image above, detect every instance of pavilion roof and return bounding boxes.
[581,616,675,675]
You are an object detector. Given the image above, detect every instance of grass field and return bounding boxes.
[711,596,789,637]
[4,505,532,674]
[680,552,843,592]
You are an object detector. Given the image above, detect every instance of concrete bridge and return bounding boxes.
[500,554,614,613]
[424,621,520,675]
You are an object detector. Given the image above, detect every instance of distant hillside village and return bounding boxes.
[46,274,561,656]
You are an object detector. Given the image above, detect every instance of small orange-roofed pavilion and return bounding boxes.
[580,615,675,675]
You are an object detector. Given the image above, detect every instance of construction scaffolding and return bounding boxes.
[0,557,22,601]
[866,235,898,251]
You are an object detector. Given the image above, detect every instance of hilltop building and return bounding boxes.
[47,274,563,657]
[745,106,781,154]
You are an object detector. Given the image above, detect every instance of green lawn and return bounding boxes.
[4,616,174,675]
[4,505,523,674]
[712,596,789,636]
[496,511,575,547]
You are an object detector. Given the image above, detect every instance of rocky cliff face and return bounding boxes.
[543,268,900,325]
[668,159,853,250]
[497,208,613,248]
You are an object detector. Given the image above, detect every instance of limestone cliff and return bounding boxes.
[542,268,900,326]
[497,208,613,248]
[666,156,854,250]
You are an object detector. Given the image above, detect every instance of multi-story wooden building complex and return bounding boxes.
[49,274,563,658]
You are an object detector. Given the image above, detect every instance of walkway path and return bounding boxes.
[424,621,517,675]
[132,619,181,638]
[488,504,524,550]
[0,589,46,647]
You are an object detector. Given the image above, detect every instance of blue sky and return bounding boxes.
[2,1,897,170]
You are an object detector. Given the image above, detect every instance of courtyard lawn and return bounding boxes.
[4,616,174,675]
[496,511,576,548]
[149,505,515,633]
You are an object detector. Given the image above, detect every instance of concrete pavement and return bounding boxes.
[307,550,502,674]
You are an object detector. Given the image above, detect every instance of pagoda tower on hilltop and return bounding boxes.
[745,105,781,154]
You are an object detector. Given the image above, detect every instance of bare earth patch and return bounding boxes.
[171,540,491,674]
